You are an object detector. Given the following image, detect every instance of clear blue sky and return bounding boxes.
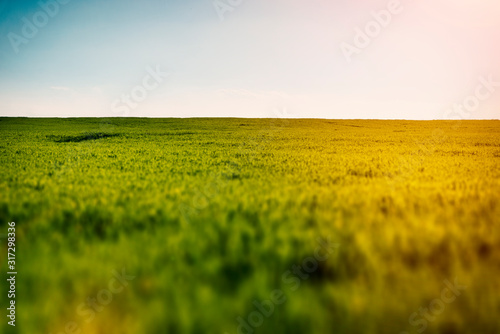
[1,0,499,118]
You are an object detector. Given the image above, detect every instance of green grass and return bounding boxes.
[0,117,499,334]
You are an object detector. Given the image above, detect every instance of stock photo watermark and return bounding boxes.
[111,65,170,116]
[340,0,404,63]
[179,107,293,225]
[213,0,244,21]
[7,0,72,54]
[48,268,135,334]
[225,236,340,334]
[383,74,499,187]
[414,74,499,154]
[6,222,16,327]
[399,278,467,334]
[443,75,500,122]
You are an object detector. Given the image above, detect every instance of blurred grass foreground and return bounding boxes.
[0,117,499,334]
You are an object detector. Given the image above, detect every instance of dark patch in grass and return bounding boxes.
[48,132,120,143]
[477,242,492,259]
[151,131,197,136]
[474,142,500,147]
[439,322,460,334]
[338,124,364,128]
[434,149,478,157]
[402,252,420,269]
[220,261,253,291]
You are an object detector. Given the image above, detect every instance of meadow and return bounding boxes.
[0,117,499,334]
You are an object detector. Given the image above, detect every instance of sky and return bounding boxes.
[0,0,499,119]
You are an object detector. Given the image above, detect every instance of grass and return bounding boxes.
[0,117,499,334]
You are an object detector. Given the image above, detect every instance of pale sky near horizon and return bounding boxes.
[0,0,499,119]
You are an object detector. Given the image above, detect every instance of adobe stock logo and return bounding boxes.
[212,0,244,21]
[340,0,404,63]
[111,65,170,116]
[443,75,500,121]
[225,236,340,334]
[7,0,72,54]
[47,268,135,334]
[399,278,467,334]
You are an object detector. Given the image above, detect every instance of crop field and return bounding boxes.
[0,117,499,334]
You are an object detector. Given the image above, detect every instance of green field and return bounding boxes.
[1,118,499,334]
